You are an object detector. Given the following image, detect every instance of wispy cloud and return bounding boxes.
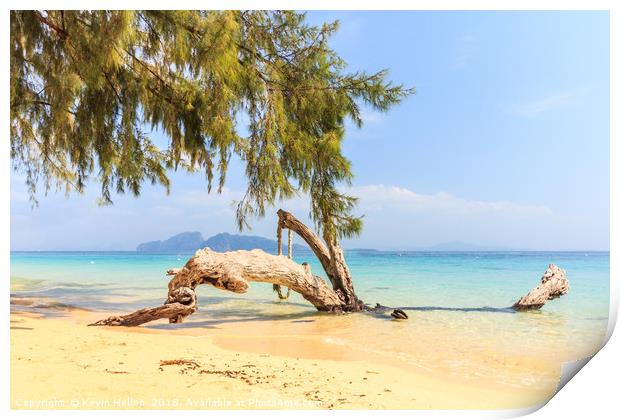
[337,185,559,250]
[454,34,476,69]
[11,182,557,251]
[348,184,552,216]
[508,87,591,117]
[359,109,385,125]
[331,15,365,48]
[158,184,555,250]
[171,184,551,223]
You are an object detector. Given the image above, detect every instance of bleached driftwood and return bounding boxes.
[512,264,569,310]
[276,209,363,311]
[89,209,570,327]
[89,287,198,326]
[90,248,344,326]
[91,209,364,327]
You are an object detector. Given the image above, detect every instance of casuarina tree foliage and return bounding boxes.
[11,10,413,243]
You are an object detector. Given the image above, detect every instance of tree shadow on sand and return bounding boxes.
[399,305,515,314]
[363,304,519,319]
[146,302,521,330]
[146,308,322,330]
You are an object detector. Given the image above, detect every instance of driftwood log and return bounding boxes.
[276,209,363,311]
[91,209,366,326]
[90,209,569,327]
[90,248,345,326]
[512,264,569,310]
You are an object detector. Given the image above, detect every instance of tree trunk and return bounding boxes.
[512,264,569,310]
[276,209,364,311]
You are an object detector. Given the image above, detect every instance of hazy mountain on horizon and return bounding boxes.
[137,232,520,253]
[136,232,308,253]
[11,236,603,252]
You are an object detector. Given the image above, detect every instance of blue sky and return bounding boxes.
[10,11,610,251]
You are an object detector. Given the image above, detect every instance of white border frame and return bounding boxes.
[2,1,617,419]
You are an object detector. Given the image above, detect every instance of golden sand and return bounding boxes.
[10,308,557,410]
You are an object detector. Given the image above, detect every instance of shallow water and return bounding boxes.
[10,250,609,390]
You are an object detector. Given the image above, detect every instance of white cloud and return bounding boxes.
[454,34,476,69]
[330,16,365,48]
[14,181,605,251]
[359,109,385,125]
[334,184,558,249]
[349,184,551,216]
[158,184,555,250]
[175,186,242,207]
[508,87,590,117]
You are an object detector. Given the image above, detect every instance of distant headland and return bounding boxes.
[136,233,521,253]
[136,232,309,253]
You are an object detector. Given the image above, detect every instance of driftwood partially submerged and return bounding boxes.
[91,258,570,327]
[512,264,569,310]
[90,210,570,327]
[90,248,344,326]
[91,209,361,327]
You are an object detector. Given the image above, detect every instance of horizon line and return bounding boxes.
[9,248,611,253]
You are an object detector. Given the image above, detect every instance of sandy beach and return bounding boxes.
[10,304,559,410]
[8,7,611,415]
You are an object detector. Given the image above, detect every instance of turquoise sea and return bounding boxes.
[10,250,610,390]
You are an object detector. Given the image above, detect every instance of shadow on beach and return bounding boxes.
[147,305,323,330]
[147,303,521,331]
[398,305,515,314]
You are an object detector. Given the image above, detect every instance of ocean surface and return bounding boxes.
[10,250,610,391]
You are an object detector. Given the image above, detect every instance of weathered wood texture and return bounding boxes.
[92,209,362,327]
[89,210,567,327]
[91,248,345,326]
[512,264,569,310]
[276,209,364,311]
[89,287,197,326]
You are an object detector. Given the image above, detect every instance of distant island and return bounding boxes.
[136,232,309,253]
[137,234,516,253]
